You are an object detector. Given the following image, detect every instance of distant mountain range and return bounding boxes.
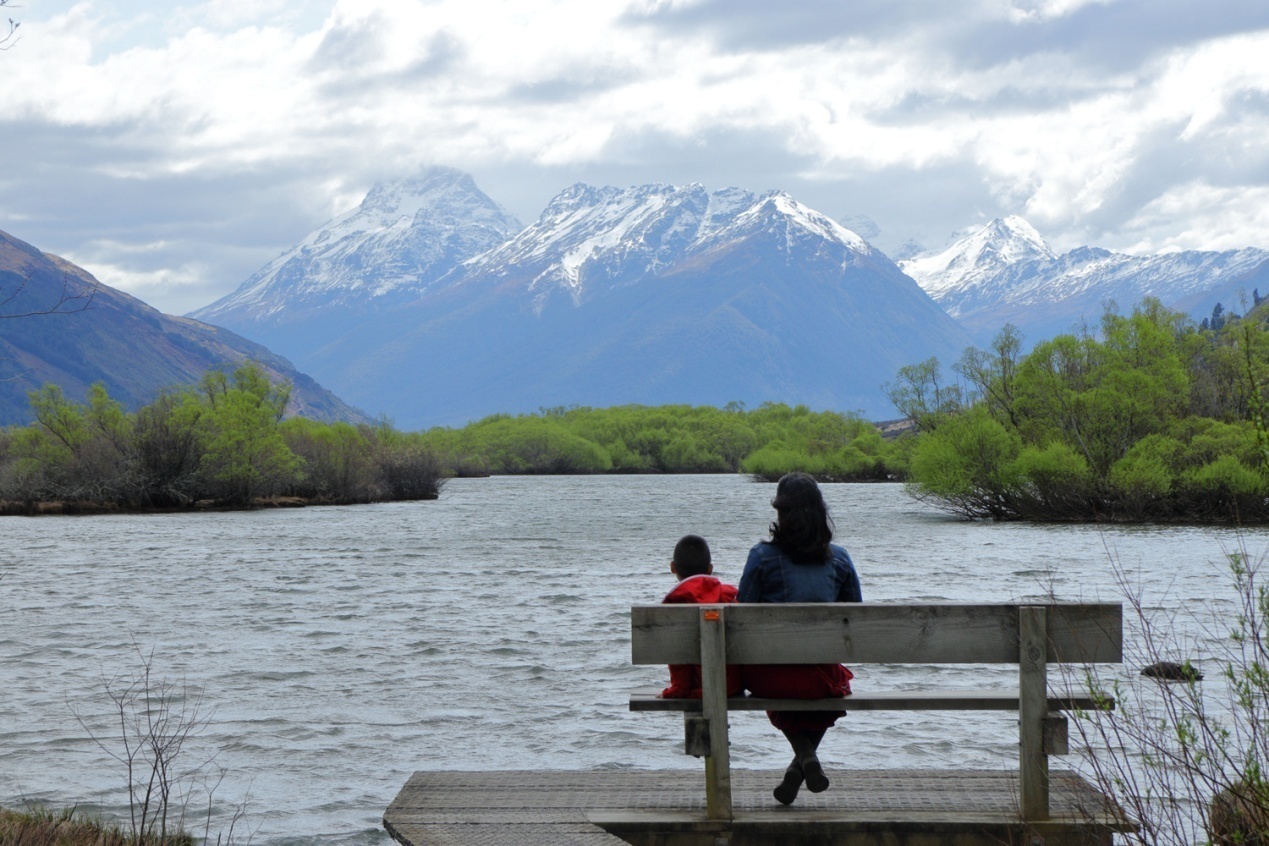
[0,229,365,427]
[900,216,1269,344]
[11,167,1266,432]
[195,171,973,427]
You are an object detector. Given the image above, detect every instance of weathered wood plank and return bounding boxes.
[1019,606,1050,821]
[628,688,1113,712]
[631,603,1122,665]
[683,714,709,757]
[698,607,731,820]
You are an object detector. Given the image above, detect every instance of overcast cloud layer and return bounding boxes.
[3,0,1269,315]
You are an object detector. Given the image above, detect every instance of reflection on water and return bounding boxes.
[0,475,1262,844]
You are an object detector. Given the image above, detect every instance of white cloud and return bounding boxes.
[5,0,1269,313]
[1121,181,1269,254]
[1004,0,1116,23]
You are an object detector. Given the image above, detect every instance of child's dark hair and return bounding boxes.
[673,534,712,578]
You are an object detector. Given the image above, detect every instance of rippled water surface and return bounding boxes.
[1,476,1262,844]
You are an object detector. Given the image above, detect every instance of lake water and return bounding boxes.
[1,475,1261,845]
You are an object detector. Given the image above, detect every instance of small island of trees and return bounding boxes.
[0,366,903,513]
[0,364,444,512]
[891,298,1269,523]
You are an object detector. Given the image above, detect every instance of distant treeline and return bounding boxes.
[0,364,444,510]
[890,298,1269,523]
[0,367,910,511]
[418,402,903,480]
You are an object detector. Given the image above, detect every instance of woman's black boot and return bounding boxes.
[773,758,803,805]
[783,728,829,793]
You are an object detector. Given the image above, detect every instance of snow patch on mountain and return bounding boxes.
[455,182,874,308]
[899,216,1055,304]
[900,215,1269,341]
[192,167,522,323]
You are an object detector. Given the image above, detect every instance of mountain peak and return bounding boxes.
[749,191,872,253]
[454,182,875,305]
[359,166,479,216]
[190,168,522,350]
[899,215,1054,299]
[901,215,1269,343]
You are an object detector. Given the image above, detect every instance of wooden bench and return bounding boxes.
[630,602,1122,823]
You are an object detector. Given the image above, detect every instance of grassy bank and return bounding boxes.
[0,806,192,846]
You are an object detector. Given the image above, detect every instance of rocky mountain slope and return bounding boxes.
[192,167,523,358]
[203,178,975,427]
[0,229,366,426]
[901,218,1269,343]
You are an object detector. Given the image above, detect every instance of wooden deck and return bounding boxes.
[384,768,1133,846]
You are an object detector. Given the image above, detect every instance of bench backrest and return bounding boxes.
[631,602,1123,665]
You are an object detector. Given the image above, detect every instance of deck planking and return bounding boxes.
[384,768,1131,846]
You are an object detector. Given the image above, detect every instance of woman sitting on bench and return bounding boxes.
[738,472,863,806]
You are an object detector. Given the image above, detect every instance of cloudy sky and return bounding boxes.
[4,0,1269,315]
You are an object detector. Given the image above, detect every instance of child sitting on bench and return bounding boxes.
[659,534,743,699]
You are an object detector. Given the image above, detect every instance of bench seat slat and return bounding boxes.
[628,688,1111,713]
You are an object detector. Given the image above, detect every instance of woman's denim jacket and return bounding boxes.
[737,541,862,603]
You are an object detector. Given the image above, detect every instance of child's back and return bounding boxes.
[662,573,737,606]
[660,534,742,698]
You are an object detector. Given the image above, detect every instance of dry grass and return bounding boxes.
[0,808,192,846]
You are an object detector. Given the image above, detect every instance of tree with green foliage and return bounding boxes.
[196,366,301,504]
[896,298,1269,522]
[416,402,903,481]
[131,390,206,506]
[883,358,963,432]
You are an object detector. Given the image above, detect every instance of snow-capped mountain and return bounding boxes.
[191,167,522,355]
[901,218,1269,343]
[200,177,973,428]
[899,216,1056,302]
[449,182,874,308]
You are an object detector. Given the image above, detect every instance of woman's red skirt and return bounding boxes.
[742,664,854,732]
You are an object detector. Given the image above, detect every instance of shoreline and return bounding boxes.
[0,494,438,517]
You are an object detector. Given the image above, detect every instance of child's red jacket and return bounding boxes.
[660,574,744,699]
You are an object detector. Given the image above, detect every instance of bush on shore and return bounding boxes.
[0,364,445,509]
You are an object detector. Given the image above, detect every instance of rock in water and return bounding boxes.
[1141,661,1203,682]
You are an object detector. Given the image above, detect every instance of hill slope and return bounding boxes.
[0,229,366,426]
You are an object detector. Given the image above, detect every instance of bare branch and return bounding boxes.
[0,271,98,318]
[69,640,251,845]
[0,0,19,50]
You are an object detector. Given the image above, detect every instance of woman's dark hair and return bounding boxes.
[768,472,834,562]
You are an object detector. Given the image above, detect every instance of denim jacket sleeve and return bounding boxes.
[737,543,766,603]
[832,546,863,602]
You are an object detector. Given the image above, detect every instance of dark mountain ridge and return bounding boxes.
[0,229,366,426]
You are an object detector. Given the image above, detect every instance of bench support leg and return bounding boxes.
[700,606,732,821]
[1019,605,1050,821]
